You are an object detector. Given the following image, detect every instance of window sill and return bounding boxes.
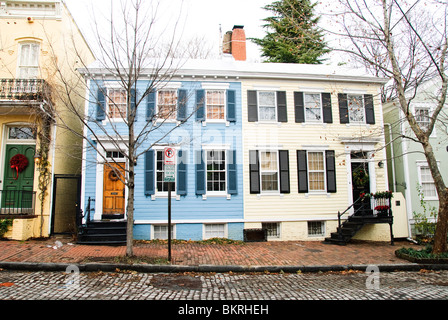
[151,194,180,201]
[304,192,331,198]
[202,193,231,200]
[201,120,230,127]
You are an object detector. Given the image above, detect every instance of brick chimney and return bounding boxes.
[222,25,246,61]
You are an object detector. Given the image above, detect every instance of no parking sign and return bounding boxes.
[164,147,175,165]
[164,147,175,182]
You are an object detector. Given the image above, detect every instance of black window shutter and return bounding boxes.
[249,150,260,194]
[322,93,333,124]
[146,91,156,121]
[177,89,187,121]
[195,150,205,195]
[247,90,258,122]
[326,150,337,193]
[227,90,236,122]
[294,92,305,123]
[196,90,205,121]
[96,87,106,121]
[338,93,349,124]
[364,94,375,124]
[130,88,137,121]
[227,149,237,194]
[297,150,308,193]
[177,149,187,195]
[144,150,155,196]
[279,150,290,193]
[277,91,287,122]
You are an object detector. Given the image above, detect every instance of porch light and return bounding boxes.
[378,161,384,168]
[34,152,41,165]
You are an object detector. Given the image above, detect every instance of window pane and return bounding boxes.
[158,90,177,119]
[348,95,364,123]
[258,91,276,121]
[259,91,275,106]
[8,127,36,139]
[262,223,280,238]
[206,90,225,120]
[305,93,322,122]
[308,152,325,191]
[204,224,225,238]
[260,151,279,192]
[108,89,127,118]
[206,150,226,192]
[415,108,430,131]
[420,167,436,198]
[308,221,325,237]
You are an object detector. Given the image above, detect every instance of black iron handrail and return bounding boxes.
[337,196,393,239]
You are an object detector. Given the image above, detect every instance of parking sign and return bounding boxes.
[164,147,175,165]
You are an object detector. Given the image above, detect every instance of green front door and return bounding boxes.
[2,144,35,210]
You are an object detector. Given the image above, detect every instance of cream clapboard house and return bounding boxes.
[0,0,94,240]
[238,61,400,241]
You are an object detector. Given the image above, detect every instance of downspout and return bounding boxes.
[384,123,396,192]
[400,113,414,240]
[47,119,57,237]
[38,102,57,238]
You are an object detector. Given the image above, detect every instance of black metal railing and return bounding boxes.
[0,79,49,101]
[0,189,36,215]
[337,195,393,238]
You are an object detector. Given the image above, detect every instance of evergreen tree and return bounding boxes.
[251,0,330,64]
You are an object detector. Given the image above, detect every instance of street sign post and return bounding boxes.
[163,147,175,262]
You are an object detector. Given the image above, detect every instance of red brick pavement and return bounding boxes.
[0,237,422,267]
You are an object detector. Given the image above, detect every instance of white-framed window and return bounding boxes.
[206,90,226,121]
[156,149,176,194]
[157,90,177,120]
[8,126,36,140]
[258,91,277,122]
[308,221,325,237]
[108,88,127,119]
[18,42,40,79]
[348,94,365,123]
[206,150,226,194]
[418,165,437,200]
[262,222,280,239]
[415,107,431,132]
[304,93,322,122]
[204,224,226,239]
[260,151,279,192]
[307,151,326,192]
[152,224,175,240]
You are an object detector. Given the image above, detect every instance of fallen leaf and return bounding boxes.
[0,282,14,287]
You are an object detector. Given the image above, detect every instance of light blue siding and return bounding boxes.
[83,80,244,240]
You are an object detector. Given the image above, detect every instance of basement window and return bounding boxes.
[308,221,325,237]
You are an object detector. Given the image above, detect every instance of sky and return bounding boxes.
[64,0,273,62]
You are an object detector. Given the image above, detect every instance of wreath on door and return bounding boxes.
[108,168,120,181]
[9,154,29,180]
[353,167,369,187]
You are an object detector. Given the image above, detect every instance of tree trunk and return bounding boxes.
[433,193,448,254]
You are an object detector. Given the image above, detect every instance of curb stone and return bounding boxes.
[1,261,448,273]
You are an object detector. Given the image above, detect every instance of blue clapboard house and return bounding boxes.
[78,61,244,244]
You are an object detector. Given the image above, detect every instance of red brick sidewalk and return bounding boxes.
[0,237,421,267]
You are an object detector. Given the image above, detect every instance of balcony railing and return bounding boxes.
[0,190,36,216]
[0,79,49,101]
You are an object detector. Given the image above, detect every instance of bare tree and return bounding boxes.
[48,0,197,256]
[321,0,448,253]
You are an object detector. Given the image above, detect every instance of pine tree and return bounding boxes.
[251,0,330,64]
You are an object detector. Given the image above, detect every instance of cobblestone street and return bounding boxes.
[1,269,448,301]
